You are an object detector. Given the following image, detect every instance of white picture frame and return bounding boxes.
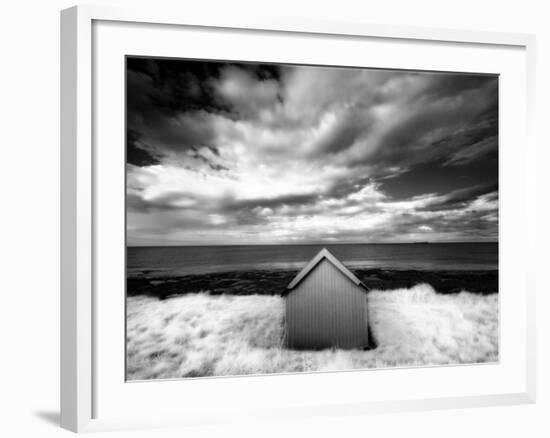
[60,4,536,433]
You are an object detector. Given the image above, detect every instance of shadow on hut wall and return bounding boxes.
[365,292,378,350]
[280,309,378,352]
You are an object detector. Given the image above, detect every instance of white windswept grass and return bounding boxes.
[126,284,498,380]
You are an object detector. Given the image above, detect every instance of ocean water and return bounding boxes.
[127,243,498,277]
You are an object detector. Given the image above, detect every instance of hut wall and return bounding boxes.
[285,259,369,350]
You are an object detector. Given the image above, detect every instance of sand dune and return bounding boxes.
[126,284,498,380]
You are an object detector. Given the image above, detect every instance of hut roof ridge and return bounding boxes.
[286,248,367,292]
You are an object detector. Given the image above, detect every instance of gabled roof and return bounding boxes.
[284,248,368,294]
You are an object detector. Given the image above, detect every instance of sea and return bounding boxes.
[127,242,498,278]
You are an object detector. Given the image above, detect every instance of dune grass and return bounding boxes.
[126,284,498,380]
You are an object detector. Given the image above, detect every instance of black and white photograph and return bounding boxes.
[125,57,499,381]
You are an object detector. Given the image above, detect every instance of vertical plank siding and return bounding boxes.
[285,259,369,350]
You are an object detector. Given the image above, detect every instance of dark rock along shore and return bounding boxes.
[127,268,498,300]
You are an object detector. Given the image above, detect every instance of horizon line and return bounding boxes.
[127,240,498,248]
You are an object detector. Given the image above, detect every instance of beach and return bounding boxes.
[127,283,498,380]
[126,266,498,380]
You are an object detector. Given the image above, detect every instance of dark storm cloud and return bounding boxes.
[126,129,161,167]
[420,73,497,101]
[126,57,499,245]
[189,146,229,172]
[127,61,307,160]
[230,193,322,211]
[127,68,219,154]
[127,57,230,116]
[127,185,321,217]
[378,155,498,200]
[418,183,498,212]
[351,75,498,173]
[314,107,374,155]
[126,191,191,212]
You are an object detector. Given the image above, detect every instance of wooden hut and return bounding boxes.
[283,248,370,350]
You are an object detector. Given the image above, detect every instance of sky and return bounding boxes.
[126,57,498,246]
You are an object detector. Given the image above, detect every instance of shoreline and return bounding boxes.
[127,268,498,299]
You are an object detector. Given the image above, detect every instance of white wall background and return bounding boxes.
[0,0,547,436]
